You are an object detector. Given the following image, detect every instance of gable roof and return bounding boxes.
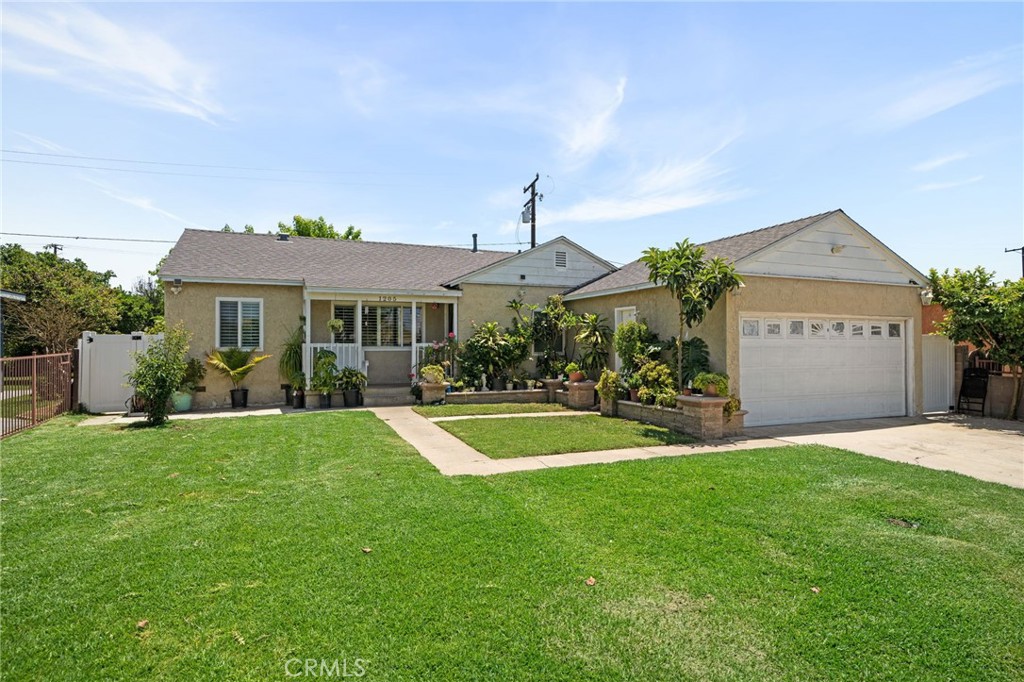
[159,229,513,293]
[565,209,923,299]
[442,235,617,287]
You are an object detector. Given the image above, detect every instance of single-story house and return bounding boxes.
[563,209,929,426]
[159,230,615,408]
[160,209,930,425]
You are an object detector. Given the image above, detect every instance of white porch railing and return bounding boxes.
[306,343,361,374]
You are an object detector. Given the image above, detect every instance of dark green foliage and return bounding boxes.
[635,360,676,406]
[575,313,612,378]
[679,336,711,387]
[276,215,362,240]
[114,277,164,334]
[278,321,305,383]
[612,320,662,374]
[125,324,190,425]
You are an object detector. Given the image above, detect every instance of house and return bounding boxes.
[158,230,614,408]
[160,209,930,426]
[563,209,930,426]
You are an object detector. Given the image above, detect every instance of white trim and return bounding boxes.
[905,317,916,416]
[215,297,264,350]
[444,235,616,286]
[305,287,461,299]
[564,281,657,301]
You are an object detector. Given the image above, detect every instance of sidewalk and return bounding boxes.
[370,406,787,476]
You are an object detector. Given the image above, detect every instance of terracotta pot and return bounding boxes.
[568,371,586,382]
[629,388,639,402]
[704,384,719,397]
[682,388,692,396]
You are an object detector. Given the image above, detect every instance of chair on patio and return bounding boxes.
[957,368,988,417]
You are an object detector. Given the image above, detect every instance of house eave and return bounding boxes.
[563,281,658,301]
[158,275,305,287]
[303,287,462,298]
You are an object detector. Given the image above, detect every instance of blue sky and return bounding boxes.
[2,2,1022,287]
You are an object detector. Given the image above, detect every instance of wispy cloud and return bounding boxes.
[83,178,199,225]
[870,47,1020,130]
[1,5,222,122]
[554,76,627,170]
[911,152,969,172]
[916,176,983,192]
[337,57,394,117]
[539,133,743,226]
[7,131,73,154]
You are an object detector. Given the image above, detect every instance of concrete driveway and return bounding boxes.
[745,415,1024,489]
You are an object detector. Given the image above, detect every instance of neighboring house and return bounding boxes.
[159,230,614,409]
[563,210,930,426]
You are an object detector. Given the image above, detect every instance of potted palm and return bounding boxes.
[206,348,272,408]
[310,353,340,408]
[171,358,206,412]
[338,367,367,407]
[279,321,304,405]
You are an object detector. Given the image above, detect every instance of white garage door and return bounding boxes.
[739,317,907,427]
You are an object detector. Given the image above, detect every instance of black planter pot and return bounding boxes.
[343,389,360,407]
[492,377,507,392]
[291,390,305,409]
[319,393,332,409]
[230,388,248,409]
[284,385,294,405]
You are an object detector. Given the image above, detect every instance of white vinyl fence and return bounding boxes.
[78,331,163,413]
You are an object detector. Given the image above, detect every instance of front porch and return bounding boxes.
[300,292,458,386]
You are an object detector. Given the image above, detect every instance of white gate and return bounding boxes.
[78,332,163,413]
[922,335,954,413]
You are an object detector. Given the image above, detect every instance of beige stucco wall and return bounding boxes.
[163,282,304,409]
[725,275,923,414]
[457,283,566,339]
[566,286,727,373]
[567,275,924,415]
[308,300,448,344]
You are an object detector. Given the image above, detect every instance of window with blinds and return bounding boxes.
[218,299,262,349]
[332,305,356,343]
[361,305,423,347]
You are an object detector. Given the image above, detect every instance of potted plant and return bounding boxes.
[596,368,621,417]
[327,318,345,336]
[206,348,272,408]
[172,358,206,412]
[419,363,448,404]
[310,352,340,408]
[565,362,585,383]
[338,367,367,407]
[290,371,306,409]
[279,321,304,405]
[625,372,642,402]
[692,372,729,397]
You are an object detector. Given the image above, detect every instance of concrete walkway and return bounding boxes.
[370,406,786,476]
[746,415,1024,489]
[78,404,363,427]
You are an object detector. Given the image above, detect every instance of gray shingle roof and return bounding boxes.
[567,210,841,297]
[159,230,514,292]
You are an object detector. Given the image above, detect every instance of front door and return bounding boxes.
[613,307,637,371]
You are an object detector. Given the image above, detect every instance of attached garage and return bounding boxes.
[739,316,908,426]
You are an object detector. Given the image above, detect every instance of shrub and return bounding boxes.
[420,364,446,384]
[613,321,661,374]
[596,369,622,401]
[635,360,676,406]
[126,324,190,426]
[338,367,367,391]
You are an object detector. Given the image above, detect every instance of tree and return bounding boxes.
[125,323,191,426]
[641,240,743,391]
[0,244,121,354]
[930,267,1024,419]
[221,224,255,233]
[115,277,164,333]
[277,215,362,240]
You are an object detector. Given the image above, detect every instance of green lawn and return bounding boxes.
[436,414,694,458]
[413,402,568,418]
[2,413,1023,681]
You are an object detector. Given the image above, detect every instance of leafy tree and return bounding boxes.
[221,224,255,233]
[125,323,191,426]
[641,239,743,391]
[277,215,362,240]
[0,244,121,354]
[115,277,164,333]
[930,267,1024,419]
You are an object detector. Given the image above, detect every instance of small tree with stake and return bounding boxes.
[640,240,743,392]
[929,267,1024,419]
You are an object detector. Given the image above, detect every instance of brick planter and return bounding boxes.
[567,381,597,410]
[419,382,448,404]
[539,378,564,402]
[617,395,739,441]
[445,389,547,405]
[599,396,617,417]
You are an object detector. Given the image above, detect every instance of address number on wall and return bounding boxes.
[378,295,397,302]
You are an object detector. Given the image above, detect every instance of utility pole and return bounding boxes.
[522,173,543,249]
[1006,246,1024,279]
[43,243,63,257]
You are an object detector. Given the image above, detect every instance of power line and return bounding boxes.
[1,232,176,243]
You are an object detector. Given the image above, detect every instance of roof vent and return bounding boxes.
[277,233,290,242]
[554,250,567,268]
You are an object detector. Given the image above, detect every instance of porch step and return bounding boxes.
[362,385,415,407]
